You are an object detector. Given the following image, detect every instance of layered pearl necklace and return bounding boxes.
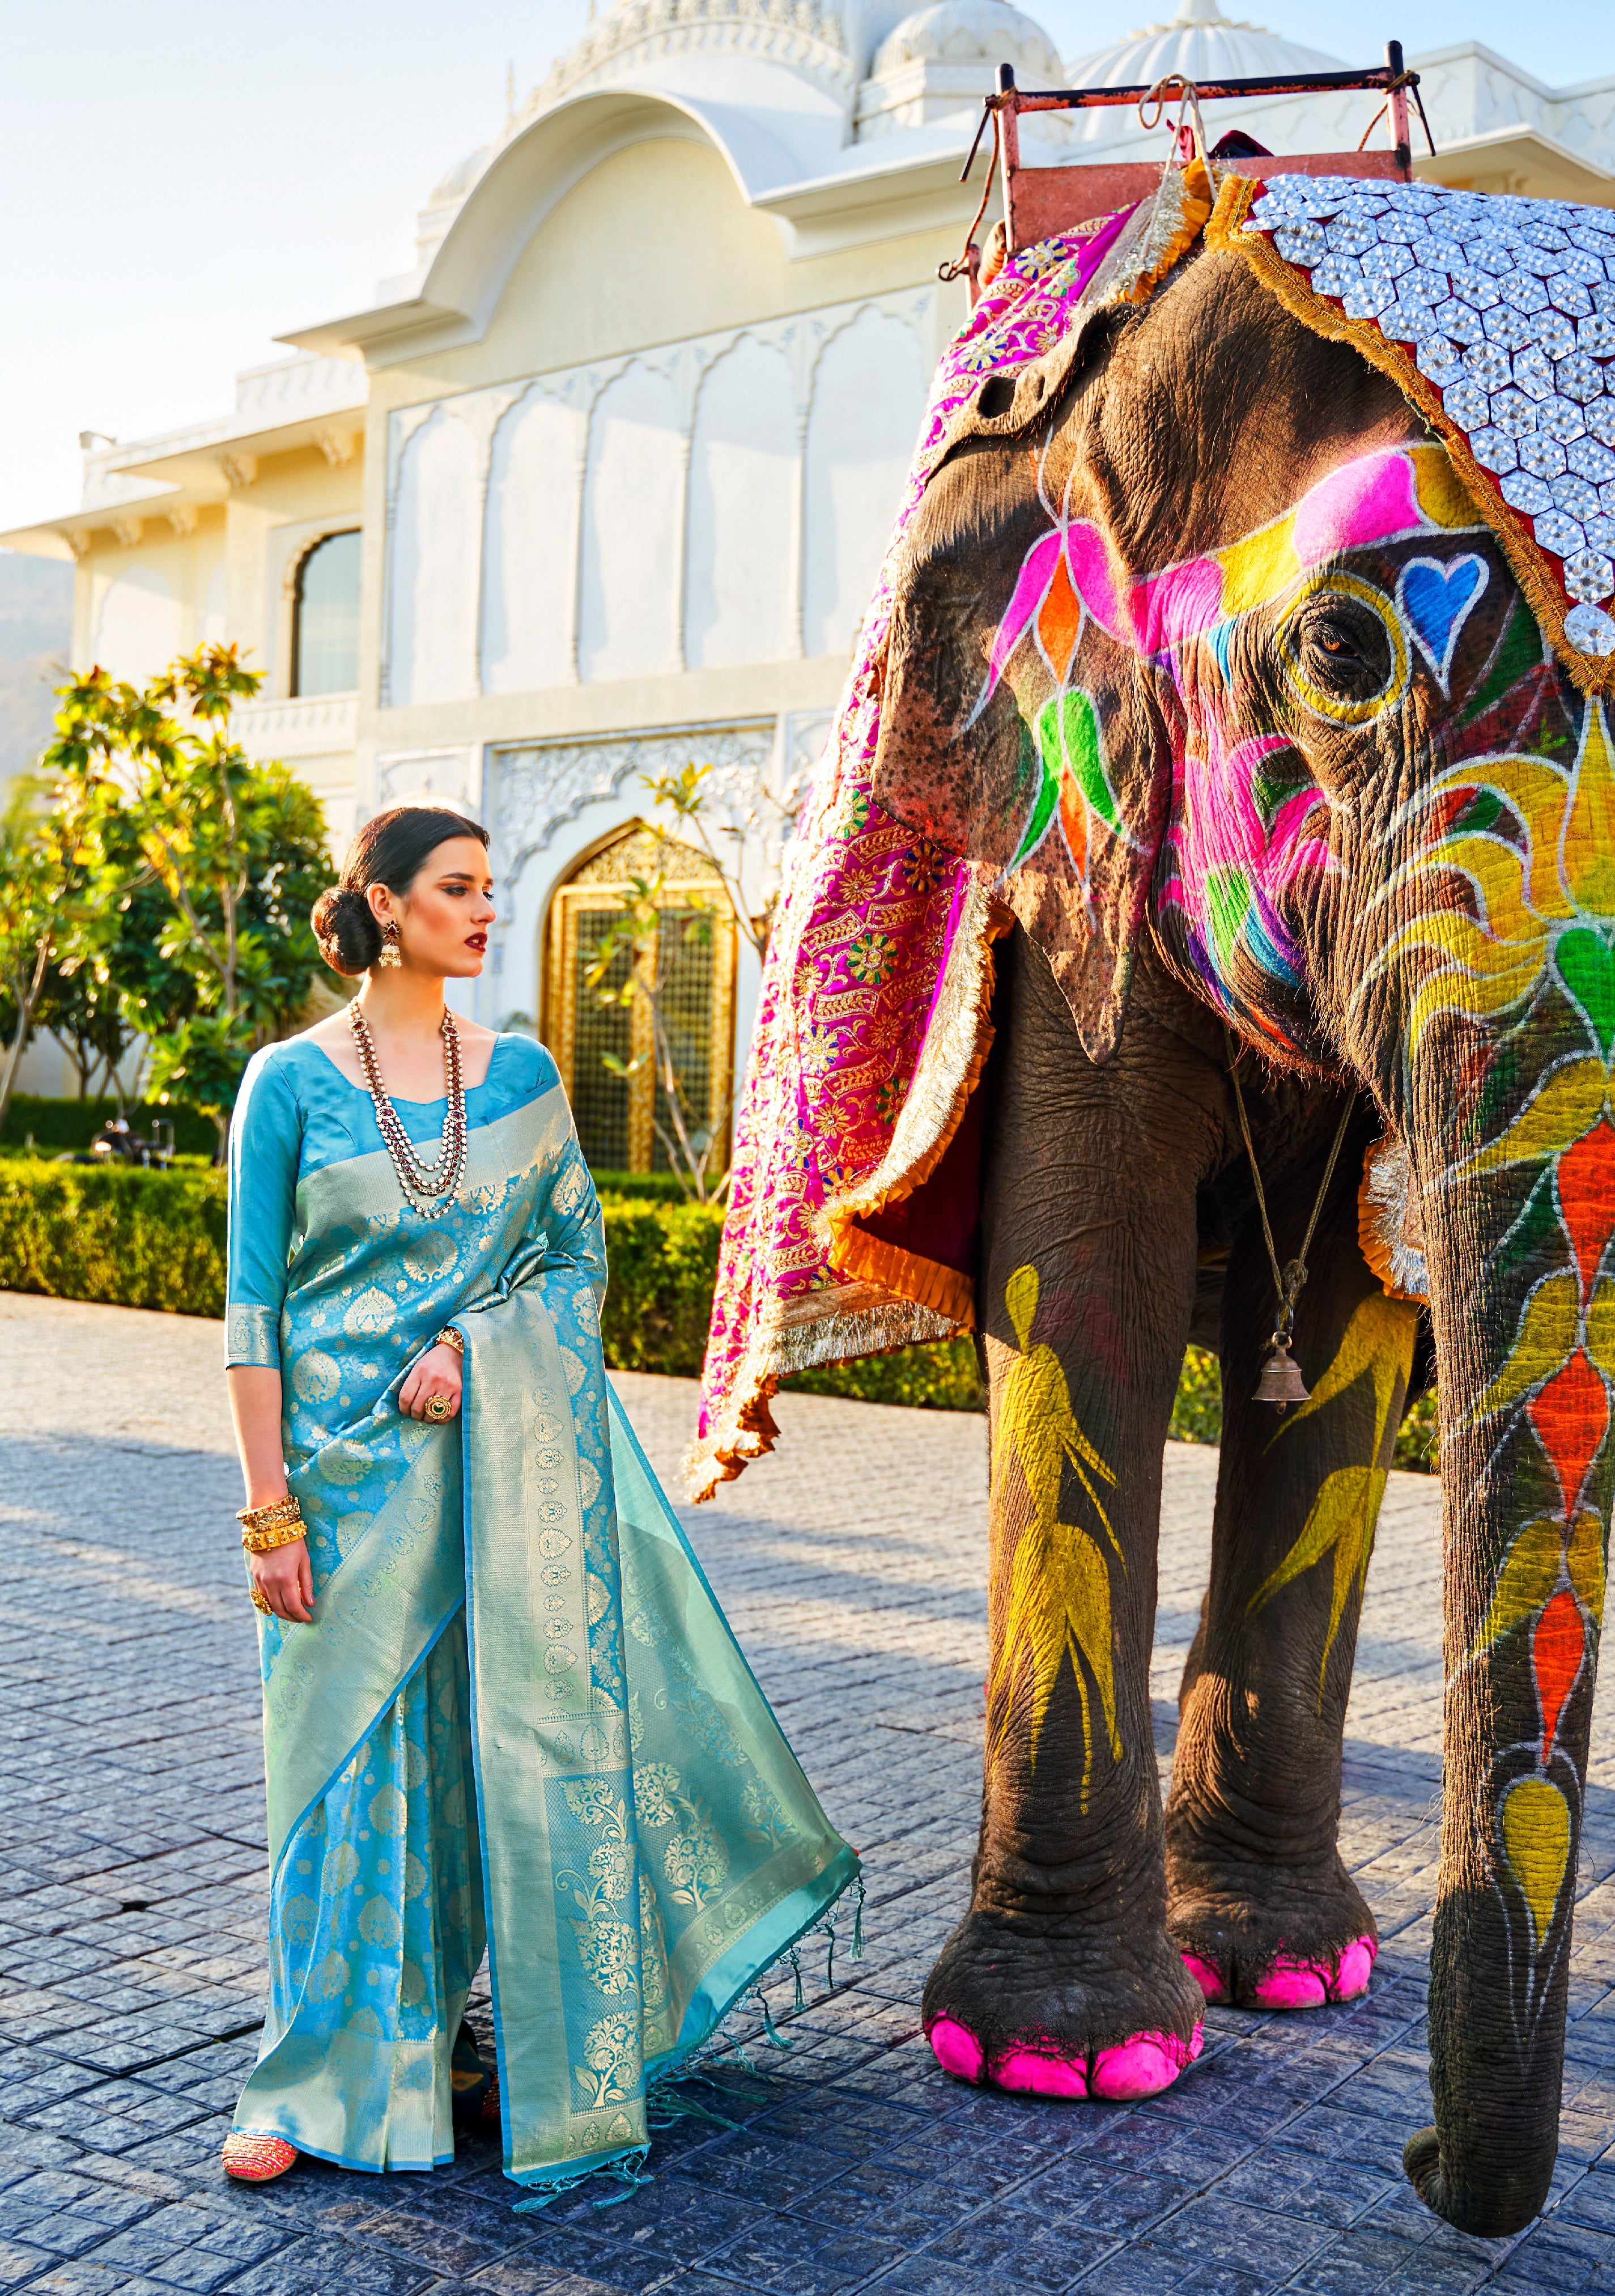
[347,1002,468,1218]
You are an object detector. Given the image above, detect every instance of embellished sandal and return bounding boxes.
[222,2131,298,2182]
[450,2017,495,2128]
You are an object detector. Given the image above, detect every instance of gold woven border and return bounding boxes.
[1204,174,1615,699]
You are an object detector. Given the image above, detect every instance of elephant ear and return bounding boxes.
[872,439,1170,1066]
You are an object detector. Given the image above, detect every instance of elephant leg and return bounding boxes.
[923,935,1213,2101]
[1165,1149,1419,2009]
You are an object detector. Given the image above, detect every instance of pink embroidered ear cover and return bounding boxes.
[690,172,1615,1497]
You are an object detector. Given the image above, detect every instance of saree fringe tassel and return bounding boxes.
[512,1874,869,2210]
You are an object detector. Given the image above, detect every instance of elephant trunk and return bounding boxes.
[1405,1111,1612,2236]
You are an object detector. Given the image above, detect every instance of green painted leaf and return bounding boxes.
[1557,927,1615,1059]
[1059,690,1119,833]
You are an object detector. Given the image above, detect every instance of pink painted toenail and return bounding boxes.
[1090,2022,1204,2101]
[991,2045,1089,2097]
[928,2017,984,2082]
[1253,1959,1328,2008]
[1182,1951,1226,2003]
[1331,1936,1376,2001]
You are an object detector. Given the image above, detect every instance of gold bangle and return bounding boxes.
[237,1496,301,1533]
[241,1520,306,1554]
[434,1326,465,1357]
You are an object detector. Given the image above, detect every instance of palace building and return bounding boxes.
[6,0,1613,1165]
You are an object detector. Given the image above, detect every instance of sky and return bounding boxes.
[2,0,1611,538]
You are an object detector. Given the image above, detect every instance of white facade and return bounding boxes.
[6,0,1614,1127]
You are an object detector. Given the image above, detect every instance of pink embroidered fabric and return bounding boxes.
[690,213,1136,1497]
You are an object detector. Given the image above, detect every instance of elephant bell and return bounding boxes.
[1255,1335,1310,1408]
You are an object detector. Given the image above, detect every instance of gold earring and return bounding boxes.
[378,919,402,970]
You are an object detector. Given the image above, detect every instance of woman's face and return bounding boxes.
[370,837,496,978]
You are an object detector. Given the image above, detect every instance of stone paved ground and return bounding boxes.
[4,1293,1615,2295]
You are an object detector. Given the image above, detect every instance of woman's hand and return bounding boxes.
[398,1342,463,1424]
[251,1536,314,1625]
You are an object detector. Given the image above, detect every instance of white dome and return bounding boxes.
[428,146,491,206]
[1066,0,1342,92]
[872,0,1062,83]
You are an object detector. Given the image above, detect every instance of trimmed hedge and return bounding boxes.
[0,1160,228,1314]
[0,1159,1436,1466]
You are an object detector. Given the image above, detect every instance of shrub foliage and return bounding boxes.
[0,1162,1436,1466]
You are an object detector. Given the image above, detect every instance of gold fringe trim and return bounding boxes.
[1204,173,1615,699]
[820,876,1013,1326]
[828,1231,977,1329]
[682,1296,958,1500]
[1122,158,1216,305]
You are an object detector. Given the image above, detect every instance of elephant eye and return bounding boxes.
[1277,577,1408,725]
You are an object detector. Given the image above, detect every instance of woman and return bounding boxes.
[221,805,857,2200]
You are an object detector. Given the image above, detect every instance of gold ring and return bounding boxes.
[250,1585,274,1616]
[426,1395,452,1421]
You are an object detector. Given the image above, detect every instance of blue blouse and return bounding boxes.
[226,1032,559,1372]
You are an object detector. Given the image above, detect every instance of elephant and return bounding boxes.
[866,209,1615,2236]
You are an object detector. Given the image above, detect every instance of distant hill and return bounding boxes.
[0,551,73,784]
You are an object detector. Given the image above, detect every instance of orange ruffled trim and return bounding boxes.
[1204,174,1615,699]
[822,888,1013,1329]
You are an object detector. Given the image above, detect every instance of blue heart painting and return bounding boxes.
[1397,555,1490,693]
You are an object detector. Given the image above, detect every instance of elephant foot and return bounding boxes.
[928,2014,1202,2099]
[1182,1932,1375,2008]
[921,1908,1206,2104]
[1167,1852,1378,2011]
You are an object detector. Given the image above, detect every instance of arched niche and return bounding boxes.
[482,386,584,695]
[543,821,734,1179]
[685,337,797,670]
[577,363,682,684]
[803,308,927,659]
[388,406,480,706]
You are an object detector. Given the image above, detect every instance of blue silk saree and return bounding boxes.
[224,1033,857,2195]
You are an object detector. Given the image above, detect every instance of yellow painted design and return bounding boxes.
[1470,1517,1567,1657]
[1459,1064,1612,1182]
[1568,1508,1606,1629]
[1501,1776,1571,1953]
[1219,519,1303,619]
[1478,1275,1582,1416]
[1380,701,1615,1068]
[1587,1278,1615,1382]
[986,1263,1121,1799]
[1410,442,1485,532]
[1250,1295,1415,1701]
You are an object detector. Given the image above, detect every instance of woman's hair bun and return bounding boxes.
[311,885,382,977]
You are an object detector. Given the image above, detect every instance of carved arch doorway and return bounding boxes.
[542,824,737,1178]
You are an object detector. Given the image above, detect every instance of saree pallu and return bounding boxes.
[228,1046,857,2195]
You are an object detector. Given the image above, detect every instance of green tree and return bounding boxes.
[0,767,104,1136]
[43,646,334,1157]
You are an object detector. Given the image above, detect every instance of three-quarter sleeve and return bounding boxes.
[226,1051,303,1369]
